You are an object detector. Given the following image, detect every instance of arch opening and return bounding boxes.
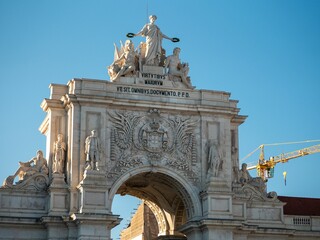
[112,171,193,239]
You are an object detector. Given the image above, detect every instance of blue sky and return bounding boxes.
[1,1,320,239]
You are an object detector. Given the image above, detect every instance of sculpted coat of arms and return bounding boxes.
[108,109,199,182]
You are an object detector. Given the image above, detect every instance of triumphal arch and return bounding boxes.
[1,15,319,240]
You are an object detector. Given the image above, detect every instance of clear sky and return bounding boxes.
[1,0,320,239]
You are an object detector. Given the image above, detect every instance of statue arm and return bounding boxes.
[134,24,148,37]
[19,160,32,167]
[84,137,89,153]
[164,56,171,69]
[161,32,173,41]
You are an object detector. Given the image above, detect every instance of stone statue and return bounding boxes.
[85,130,101,170]
[165,47,192,89]
[207,140,223,178]
[108,39,139,81]
[238,163,266,193]
[53,133,66,174]
[13,150,49,182]
[131,15,176,66]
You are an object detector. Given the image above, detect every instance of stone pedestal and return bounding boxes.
[48,173,69,216]
[78,170,109,214]
[201,178,233,219]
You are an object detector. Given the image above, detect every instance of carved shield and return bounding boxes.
[144,129,166,152]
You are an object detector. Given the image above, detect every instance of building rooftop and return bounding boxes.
[278,196,320,216]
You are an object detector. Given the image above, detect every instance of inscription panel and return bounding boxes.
[1,194,46,211]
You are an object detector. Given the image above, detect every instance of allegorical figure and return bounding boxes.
[85,130,101,170]
[133,15,175,65]
[238,163,266,193]
[207,140,223,178]
[13,150,49,182]
[108,39,138,81]
[53,133,66,174]
[165,47,192,89]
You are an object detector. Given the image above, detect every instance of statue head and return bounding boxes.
[241,163,247,170]
[91,130,97,137]
[37,150,43,156]
[36,150,44,161]
[125,39,134,51]
[173,47,181,55]
[57,134,63,141]
[149,15,157,23]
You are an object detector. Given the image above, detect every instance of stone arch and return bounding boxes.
[144,200,168,235]
[109,166,202,236]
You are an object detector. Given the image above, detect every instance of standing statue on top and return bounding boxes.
[107,15,195,88]
[129,15,179,66]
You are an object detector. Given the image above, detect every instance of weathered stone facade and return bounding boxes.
[1,74,319,239]
[1,16,320,239]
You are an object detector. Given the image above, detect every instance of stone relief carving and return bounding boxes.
[53,133,66,174]
[85,130,101,171]
[108,109,198,182]
[2,150,49,191]
[206,140,224,178]
[233,163,278,202]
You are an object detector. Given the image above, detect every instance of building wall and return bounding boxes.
[0,78,319,239]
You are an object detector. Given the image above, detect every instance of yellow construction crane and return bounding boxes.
[244,141,320,181]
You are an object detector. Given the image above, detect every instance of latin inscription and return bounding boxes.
[117,86,190,98]
[141,73,166,80]
[145,79,163,85]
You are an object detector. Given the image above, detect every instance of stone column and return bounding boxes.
[65,95,81,213]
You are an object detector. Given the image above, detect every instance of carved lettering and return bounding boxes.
[116,86,190,98]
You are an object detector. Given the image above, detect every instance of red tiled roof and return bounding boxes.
[278,196,320,216]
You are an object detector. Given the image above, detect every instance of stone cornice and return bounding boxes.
[40,98,65,112]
